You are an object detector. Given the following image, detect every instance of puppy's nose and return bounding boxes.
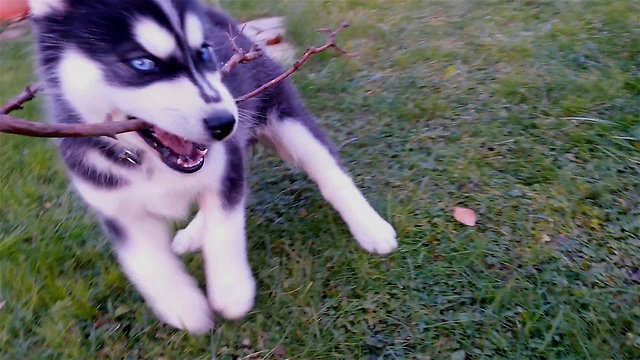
[204,111,236,141]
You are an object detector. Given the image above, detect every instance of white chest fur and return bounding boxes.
[72,141,227,221]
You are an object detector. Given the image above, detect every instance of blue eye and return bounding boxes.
[198,44,214,63]
[129,58,156,72]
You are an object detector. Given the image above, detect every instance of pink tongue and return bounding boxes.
[154,128,195,156]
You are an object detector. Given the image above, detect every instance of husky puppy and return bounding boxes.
[29,0,397,333]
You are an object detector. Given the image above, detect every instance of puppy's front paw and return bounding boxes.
[350,212,398,254]
[208,266,256,320]
[148,282,213,334]
[172,227,203,255]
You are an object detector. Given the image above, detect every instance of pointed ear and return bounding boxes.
[29,0,67,17]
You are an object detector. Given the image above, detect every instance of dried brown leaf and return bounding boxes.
[453,207,476,226]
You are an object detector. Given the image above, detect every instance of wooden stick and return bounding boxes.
[235,22,358,103]
[0,114,147,138]
[220,43,263,80]
[0,82,40,114]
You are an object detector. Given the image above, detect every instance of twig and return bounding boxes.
[0,83,148,137]
[0,22,357,137]
[218,22,264,80]
[235,22,358,103]
[219,43,263,80]
[0,83,41,114]
[0,114,147,138]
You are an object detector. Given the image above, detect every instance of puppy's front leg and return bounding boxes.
[200,142,256,320]
[264,118,398,254]
[102,213,212,334]
[172,210,205,255]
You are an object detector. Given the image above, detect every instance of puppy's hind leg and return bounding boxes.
[262,116,397,254]
[102,214,212,334]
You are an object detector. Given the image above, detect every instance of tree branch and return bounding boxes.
[219,23,264,80]
[0,22,357,138]
[235,22,358,103]
[220,43,263,80]
[0,82,40,114]
[0,114,147,138]
[0,84,149,138]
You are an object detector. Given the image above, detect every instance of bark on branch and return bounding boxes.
[0,114,147,138]
[0,82,40,114]
[0,22,357,138]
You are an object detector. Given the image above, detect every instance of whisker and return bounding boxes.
[238,108,266,117]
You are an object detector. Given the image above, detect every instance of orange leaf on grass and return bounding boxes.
[453,207,476,226]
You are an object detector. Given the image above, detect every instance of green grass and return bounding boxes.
[1,0,639,359]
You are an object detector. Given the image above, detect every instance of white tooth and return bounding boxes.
[177,158,184,165]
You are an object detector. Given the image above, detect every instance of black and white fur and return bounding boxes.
[29,0,397,334]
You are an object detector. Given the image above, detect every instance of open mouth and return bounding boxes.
[132,119,208,173]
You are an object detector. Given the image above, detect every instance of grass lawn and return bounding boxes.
[1,0,639,358]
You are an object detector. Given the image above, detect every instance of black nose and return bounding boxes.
[204,112,236,141]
